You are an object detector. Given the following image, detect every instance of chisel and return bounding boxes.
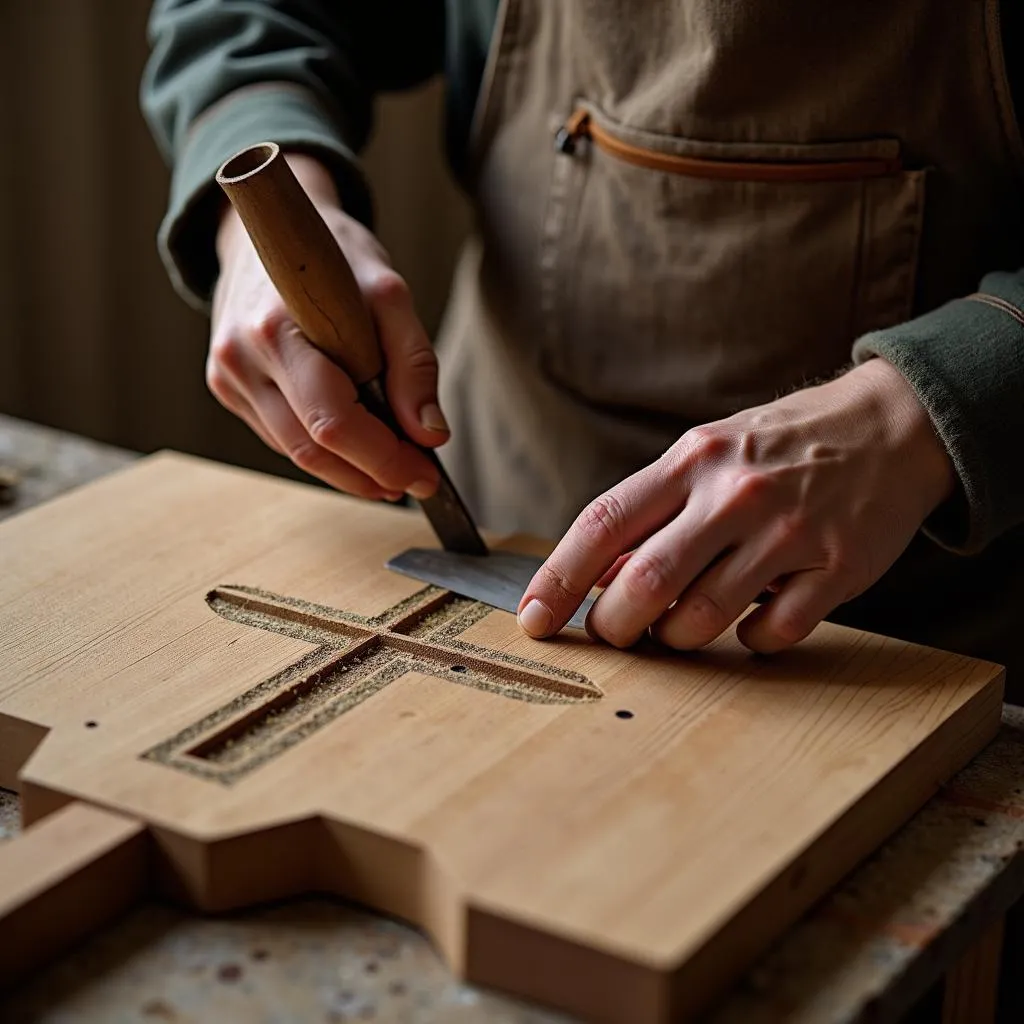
[216,142,487,556]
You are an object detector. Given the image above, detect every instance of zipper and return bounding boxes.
[555,109,902,183]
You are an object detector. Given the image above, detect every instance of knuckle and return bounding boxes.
[250,310,290,352]
[538,562,588,604]
[287,439,324,473]
[684,424,731,462]
[729,468,775,507]
[204,360,231,400]
[307,413,345,453]
[619,552,677,605]
[364,268,409,307]
[210,333,245,375]
[824,545,862,588]
[576,492,628,550]
[402,343,439,376]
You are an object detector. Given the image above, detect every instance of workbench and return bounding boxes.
[0,413,1021,1024]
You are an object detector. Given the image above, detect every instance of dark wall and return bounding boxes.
[0,0,470,479]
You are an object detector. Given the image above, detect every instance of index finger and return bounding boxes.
[517,465,687,638]
[274,325,440,495]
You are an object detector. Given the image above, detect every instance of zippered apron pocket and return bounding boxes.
[537,102,928,420]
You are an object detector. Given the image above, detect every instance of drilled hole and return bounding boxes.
[85,720,99,728]
[450,665,467,674]
[615,709,634,720]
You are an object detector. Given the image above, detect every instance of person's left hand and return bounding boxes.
[517,358,956,653]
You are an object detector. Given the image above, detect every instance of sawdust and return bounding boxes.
[402,598,480,638]
[0,787,20,842]
[143,583,601,786]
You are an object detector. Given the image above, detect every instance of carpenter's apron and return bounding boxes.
[436,0,1024,694]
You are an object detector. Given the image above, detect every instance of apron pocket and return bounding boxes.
[538,102,927,420]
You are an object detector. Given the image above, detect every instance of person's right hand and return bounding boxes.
[208,152,447,503]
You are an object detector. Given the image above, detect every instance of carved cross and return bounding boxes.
[145,583,601,785]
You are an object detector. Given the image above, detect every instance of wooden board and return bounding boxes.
[0,452,1004,1022]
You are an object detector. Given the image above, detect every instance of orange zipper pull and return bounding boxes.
[554,109,591,155]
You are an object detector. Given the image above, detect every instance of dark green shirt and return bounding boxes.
[142,0,1024,555]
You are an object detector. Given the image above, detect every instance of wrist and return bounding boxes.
[281,151,341,207]
[844,358,957,512]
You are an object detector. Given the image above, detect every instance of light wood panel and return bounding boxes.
[0,453,1004,1021]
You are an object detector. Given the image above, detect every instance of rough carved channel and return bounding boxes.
[143,584,602,785]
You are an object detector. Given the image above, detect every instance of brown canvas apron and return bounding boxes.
[436,0,1024,690]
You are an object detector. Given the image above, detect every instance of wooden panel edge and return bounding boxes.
[666,667,1005,1020]
[151,816,322,911]
[463,903,668,1024]
[0,713,49,792]
[148,813,472,988]
[19,779,76,828]
[454,668,1004,1024]
[0,800,149,988]
[317,821,466,976]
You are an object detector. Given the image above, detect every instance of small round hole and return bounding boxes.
[85,720,99,728]
[615,709,634,720]
[450,664,467,673]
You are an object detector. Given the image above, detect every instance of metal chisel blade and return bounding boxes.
[386,547,595,631]
[358,378,487,556]
[415,455,489,556]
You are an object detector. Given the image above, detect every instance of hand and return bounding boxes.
[518,359,956,653]
[209,152,446,502]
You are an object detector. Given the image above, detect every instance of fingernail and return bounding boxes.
[518,598,553,637]
[406,479,438,500]
[419,403,449,434]
[384,491,405,503]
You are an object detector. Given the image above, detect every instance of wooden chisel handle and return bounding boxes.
[215,143,488,556]
[216,142,382,385]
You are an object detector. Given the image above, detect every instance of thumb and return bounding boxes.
[364,268,449,448]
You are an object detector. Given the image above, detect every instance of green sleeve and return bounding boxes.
[141,0,445,310]
[852,269,1024,554]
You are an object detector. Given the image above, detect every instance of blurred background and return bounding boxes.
[0,0,471,477]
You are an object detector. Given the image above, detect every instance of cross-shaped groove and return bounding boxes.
[143,583,602,785]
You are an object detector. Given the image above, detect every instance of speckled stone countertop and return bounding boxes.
[0,788,19,844]
[0,897,571,1024]
[1,415,1023,1024]
[0,414,135,524]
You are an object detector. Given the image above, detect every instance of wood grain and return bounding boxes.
[0,452,1004,1022]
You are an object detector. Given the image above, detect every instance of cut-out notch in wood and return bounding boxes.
[143,583,602,785]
